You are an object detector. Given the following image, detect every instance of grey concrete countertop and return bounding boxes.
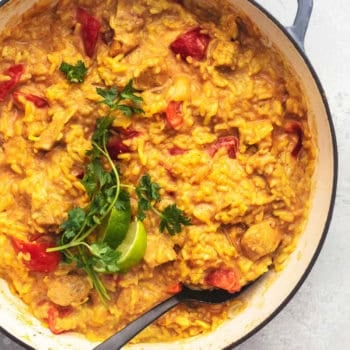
[1,0,349,349]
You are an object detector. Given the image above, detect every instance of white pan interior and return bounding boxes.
[0,0,336,349]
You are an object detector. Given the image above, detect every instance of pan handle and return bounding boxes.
[286,0,313,49]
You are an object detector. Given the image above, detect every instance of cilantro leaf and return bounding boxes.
[159,204,192,235]
[135,174,191,234]
[137,198,151,221]
[115,189,130,211]
[136,174,160,221]
[89,242,121,273]
[91,116,114,148]
[120,79,143,105]
[59,207,86,244]
[136,174,160,202]
[96,80,144,117]
[96,87,118,109]
[59,60,88,83]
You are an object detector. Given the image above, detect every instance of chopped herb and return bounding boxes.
[136,174,192,235]
[159,204,192,235]
[136,174,160,220]
[48,79,190,304]
[89,242,121,274]
[48,115,121,303]
[59,60,88,83]
[47,81,143,303]
[97,80,144,117]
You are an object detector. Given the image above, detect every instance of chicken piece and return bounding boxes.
[17,171,70,229]
[34,106,76,151]
[144,234,177,268]
[211,39,239,70]
[219,13,239,40]
[134,66,169,90]
[46,275,91,307]
[108,0,145,57]
[183,0,221,22]
[240,221,281,261]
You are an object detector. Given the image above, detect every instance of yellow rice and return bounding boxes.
[0,0,316,343]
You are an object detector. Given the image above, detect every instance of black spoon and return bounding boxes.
[93,281,255,350]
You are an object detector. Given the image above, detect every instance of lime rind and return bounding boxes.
[98,191,131,249]
[116,220,147,273]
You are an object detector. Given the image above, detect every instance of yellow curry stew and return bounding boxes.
[0,0,315,343]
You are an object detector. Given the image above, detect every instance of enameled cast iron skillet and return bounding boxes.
[0,0,337,349]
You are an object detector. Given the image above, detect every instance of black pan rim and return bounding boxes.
[0,0,10,6]
[0,0,338,349]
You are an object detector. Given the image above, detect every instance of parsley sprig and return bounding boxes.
[97,80,144,117]
[48,116,122,303]
[136,174,192,235]
[48,79,191,304]
[59,60,88,83]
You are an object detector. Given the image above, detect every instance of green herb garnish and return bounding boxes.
[48,115,121,303]
[48,80,190,304]
[96,80,144,116]
[136,174,192,235]
[59,60,88,83]
[159,204,192,235]
[136,174,160,220]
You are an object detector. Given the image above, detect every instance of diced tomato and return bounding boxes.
[74,169,85,180]
[27,233,44,242]
[284,121,303,157]
[47,305,72,335]
[76,7,101,57]
[107,136,130,159]
[208,136,238,159]
[168,146,187,155]
[13,91,49,108]
[0,64,25,102]
[117,127,141,139]
[205,268,241,293]
[11,238,61,273]
[47,306,62,335]
[166,282,183,294]
[166,101,184,129]
[4,64,24,81]
[170,27,210,60]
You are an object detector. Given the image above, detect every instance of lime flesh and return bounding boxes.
[98,205,131,249]
[116,220,147,272]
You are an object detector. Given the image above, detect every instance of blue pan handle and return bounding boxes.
[286,0,313,49]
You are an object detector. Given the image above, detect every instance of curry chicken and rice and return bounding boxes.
[0,0,316,344]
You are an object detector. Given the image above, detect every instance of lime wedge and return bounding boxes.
[98,191,131,249]
[116,220,147,272]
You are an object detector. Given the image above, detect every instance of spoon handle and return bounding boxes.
[93,295,180,350]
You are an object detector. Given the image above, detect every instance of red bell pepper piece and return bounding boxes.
[0,64,25,102]
[76,7,101,57]
[117,127,141,139]
[107,136,130,159]
[284,121,303,157]
[13,91,49,108]
[205,267,241,293]
[166,282,183,294]
[208,136,238,159]
[11,238,61,273]
[168,146,187,155]
[170,27,210,60]
[47,305,72,335]
[165,101,184,129]
[106,128,141,159]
